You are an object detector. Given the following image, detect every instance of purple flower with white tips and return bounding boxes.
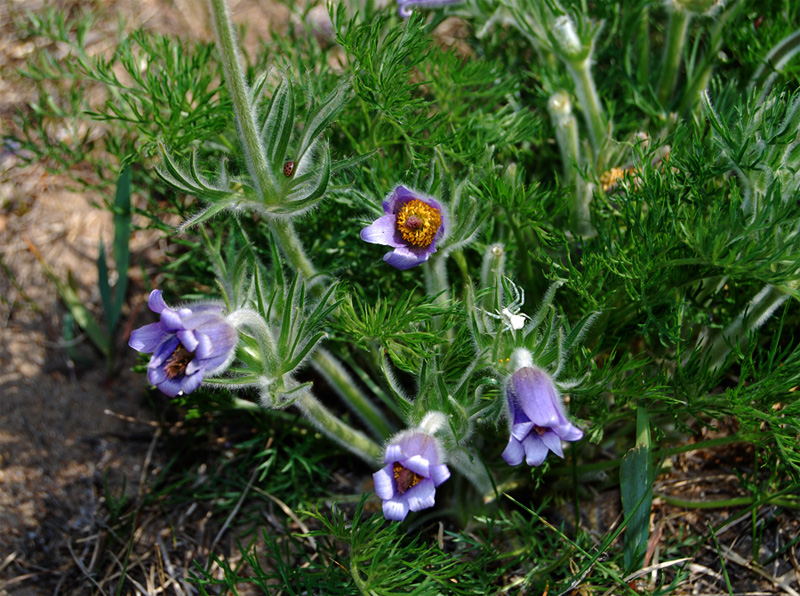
[372,429,450,521]
[360,185,446,270]
[129,290,238,397]
[502,367,583,467]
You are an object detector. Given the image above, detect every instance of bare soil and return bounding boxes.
[0,1,287,592]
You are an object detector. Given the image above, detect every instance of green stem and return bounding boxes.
[705,284,790,372]
[573,177,596,238]
[636,6,651,85]
[268,218,321,293]
[656,493,800,509]
[209,0,275,203]
[295,391,383,465]
[452,249,471,286]
[566,59,607,156]
[678,0,744,114]
[657,9,691,106]
[311,349,395,441]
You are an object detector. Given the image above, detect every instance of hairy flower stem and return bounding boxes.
[210,0,325,299]
[269,218,321,293]
[311,349,395,440]
[295,390,383,464]
[549,92,595,237]
[209,0,274,203]
[657,8,690,106]
[705,284,790,372]
[565,59,607,156]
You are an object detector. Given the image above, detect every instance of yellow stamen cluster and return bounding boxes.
[395,199,442,248]
[599,167,625,192]
[165,344,194,379]
[393,462,423,495]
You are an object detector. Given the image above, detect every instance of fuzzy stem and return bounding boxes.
[549,92,595,237]
[268,218,321,291]
[656,8,691,106]
[311,349,395,441]
[565,59,607,156]
[705,284,790,372]
[209,0,276,204]
[294,391,383,465]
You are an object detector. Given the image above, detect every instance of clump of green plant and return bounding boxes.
[12,0,800,592]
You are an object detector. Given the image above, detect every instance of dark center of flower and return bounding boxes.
[395,199,442,248]
[393,462,423,495]
[533,425,547,436]
[164,344,195,379]
[404,214,424,230]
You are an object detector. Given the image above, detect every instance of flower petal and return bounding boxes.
[398,432,439,465]
[373,465,396,500]
[147,363,167,385]
[180,371,203,395]
[523,435,550,466]
[160,309,183,331]
[385,444,406,463]
[556,422,584,442]
[512,368,562,428]
[184,358,204,376]
[193,333,214,360]
[383,498,410,521]
[148,290,167,314]
[361,215,403,247]
[405,479,435,512]
[430,464,450,486]
[401,455,430,478]
[540,430,564,458]
[502,437,525,466]
[154,375,183,398]
[177,330,199,352]
[129,322,167,353]
[384,247,429,270]
[510,420,535,442]
[150,336,179,368]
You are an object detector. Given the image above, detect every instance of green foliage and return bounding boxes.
[19,9,229,161]
[14,0,800,592]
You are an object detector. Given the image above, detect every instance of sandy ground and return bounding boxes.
[0,0,288,590]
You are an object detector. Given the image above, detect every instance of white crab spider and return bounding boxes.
[484,278,530,331]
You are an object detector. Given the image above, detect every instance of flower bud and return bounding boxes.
[552,15,582,58]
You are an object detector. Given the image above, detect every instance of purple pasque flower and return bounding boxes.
[396,0,462,18]
[373,429,450,521]
[129,290,238,398]
[360,185,446,270]
[502,366,583,467]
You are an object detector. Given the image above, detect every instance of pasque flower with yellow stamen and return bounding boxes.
[361,186,447,270]
[129,290,238,397]
[372,414,451,521]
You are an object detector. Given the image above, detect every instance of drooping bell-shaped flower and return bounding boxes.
[372,416,451,521]
[360,185,447,270]
[129,290,238,397]
[502,365,583,467]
